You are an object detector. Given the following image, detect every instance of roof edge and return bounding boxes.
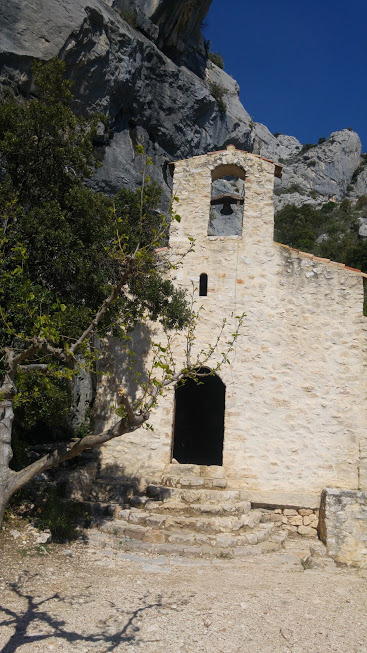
[275,242,367,278]
[169,146,282,178]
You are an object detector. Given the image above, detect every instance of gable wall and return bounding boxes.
[96,148,367,507]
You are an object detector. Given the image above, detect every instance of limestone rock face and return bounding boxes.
[271,130,363,210]
[112,0,212,74]
[0,0,366,208]
[348,165,367,201]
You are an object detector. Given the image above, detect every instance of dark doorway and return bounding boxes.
[172,368,225,466]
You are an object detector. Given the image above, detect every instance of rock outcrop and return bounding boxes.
[270,130,363,209]
[0,0,366,209]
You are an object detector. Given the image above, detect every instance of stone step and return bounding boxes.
[146,485,245,504]
[99,519,276,549]
[163,464,225,479]
[114,508,261,534]
[143,499,252,517]
[88,478,138,503]
[82,500,120,517]
[87,527,288,559]
[160,475,227,489]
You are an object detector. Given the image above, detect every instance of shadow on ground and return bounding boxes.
[0,572,163,652]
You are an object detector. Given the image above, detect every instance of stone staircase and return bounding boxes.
[84,464,287,558]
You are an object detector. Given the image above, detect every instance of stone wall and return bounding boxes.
[95,146,367,508]
[259,507,319,537]
[319,488,367,567]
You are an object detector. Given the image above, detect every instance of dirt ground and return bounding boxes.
[1,519,367,653]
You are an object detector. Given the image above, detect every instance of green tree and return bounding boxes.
[0,59,188,525]
[0,60,243,527]
[274,199,367,277]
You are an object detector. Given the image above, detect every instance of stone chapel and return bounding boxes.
[93,146,367,563]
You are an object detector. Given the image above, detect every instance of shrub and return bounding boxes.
[277,183,303,195]
[208,81,227,113]
[318,137,326,144]
[300,143,316,155]
[356,195,367,210]
[116,8,138,28]
[208,52,224,69]
[351,160,367,184]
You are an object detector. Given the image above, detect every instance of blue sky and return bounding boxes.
[205,0,367,151]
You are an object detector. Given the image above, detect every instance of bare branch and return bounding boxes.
[8,414,146,496]
[19,364,49,372]
[7,344,39,374]
[68,261,134,357]
[118,388,136,424]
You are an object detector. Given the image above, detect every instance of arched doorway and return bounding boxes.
[172,368,225,466]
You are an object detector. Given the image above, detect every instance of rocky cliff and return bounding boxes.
[1,0,366,210]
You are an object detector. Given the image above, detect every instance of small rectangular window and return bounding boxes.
[199,273,208,296]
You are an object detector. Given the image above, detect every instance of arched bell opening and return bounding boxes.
[172,367,226,466]
[208,164,245,237]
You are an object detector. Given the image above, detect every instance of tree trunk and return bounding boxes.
[0,374,17,531]
[0,489,10,529]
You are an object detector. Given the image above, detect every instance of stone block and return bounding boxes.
[216,533,236,547]
[283,509,298,516]
[319,488,367,567]
[212,479,227,488]
[284,524,298,533]
[309,541,327,557]
[143,530,166,544]
[310,518,319,529]
[298,525,317,537]
[124,526,146,541]
[289,515,303,526]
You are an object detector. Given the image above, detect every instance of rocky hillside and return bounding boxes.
[1,0,366,209]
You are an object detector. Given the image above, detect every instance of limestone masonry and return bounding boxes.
[94,146,367,563]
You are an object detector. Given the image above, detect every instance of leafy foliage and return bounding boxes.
[11,372,72,470]
[0,59,190,441]
[208,51,224,69]
[274,197,367,272]
[0,60,246,527]
[116,7,139,28]
[208,81,227,113]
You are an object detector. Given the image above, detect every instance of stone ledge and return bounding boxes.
[243,490,321,510]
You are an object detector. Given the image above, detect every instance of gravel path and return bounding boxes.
[1,521,367,653]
